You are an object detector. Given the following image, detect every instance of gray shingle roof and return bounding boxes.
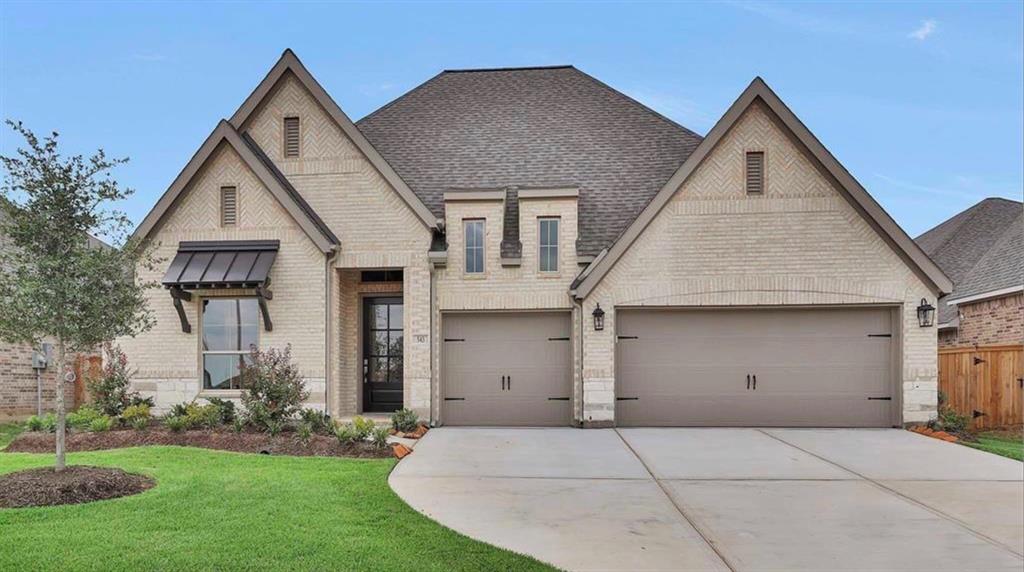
[915,197,1023,322]
[356,66,703,257]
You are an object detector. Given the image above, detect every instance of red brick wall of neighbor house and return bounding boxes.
[940,293,1024,349]
[0,340,74,421]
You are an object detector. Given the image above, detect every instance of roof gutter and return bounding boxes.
[946,285,1023,306]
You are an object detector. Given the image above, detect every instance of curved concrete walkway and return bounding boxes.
[390,427,1023,571]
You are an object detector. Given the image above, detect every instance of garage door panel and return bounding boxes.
[443,313,571,426]
[617,307,894,427]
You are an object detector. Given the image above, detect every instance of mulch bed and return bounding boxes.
[4,428,394,459]
[0,466,155,509]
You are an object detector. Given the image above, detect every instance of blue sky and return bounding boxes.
[1,1,1021,239]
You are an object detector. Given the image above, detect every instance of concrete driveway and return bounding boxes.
[390,427,1024,571]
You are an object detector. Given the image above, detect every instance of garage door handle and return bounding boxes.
[548,397,570,401]
[752,375,757,390]
[501,375,506,391]
[747,374,751,390]
[616,397,639,401]
[508,376,511,390]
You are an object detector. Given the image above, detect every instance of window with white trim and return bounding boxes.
[202,298,259,390]
[538,217,559,272]
[464,219,485,274]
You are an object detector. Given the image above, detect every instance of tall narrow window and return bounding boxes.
[220,186,237,226]
[745,151,765,194]
[464,220,485,274]
[283,116,300,158]
[202,298,259,390]
[539,217,559,272]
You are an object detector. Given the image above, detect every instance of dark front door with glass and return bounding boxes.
[363,297,403,412]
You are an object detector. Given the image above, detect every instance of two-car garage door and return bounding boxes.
[616,307,896,427]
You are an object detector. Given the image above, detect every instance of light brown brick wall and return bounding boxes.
[0,341,72,421]
[433,195,582,422]
[118,143,328,413]
[582,102,939,425]
[238,71,435,418]
[942,293,1023,348]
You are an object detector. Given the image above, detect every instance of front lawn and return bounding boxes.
[0,423,23,450]
[0,447,553,571]
[964,429,1024,461]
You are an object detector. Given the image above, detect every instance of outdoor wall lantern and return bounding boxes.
[916,298,936,328]
[592,303,606,331]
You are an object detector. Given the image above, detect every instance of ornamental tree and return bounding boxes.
[0,120,159,471]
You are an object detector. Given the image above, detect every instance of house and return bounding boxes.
[121,50,952,428]
[916,197,1023,349]
[915,198,1022,428]
[0,205,105,420]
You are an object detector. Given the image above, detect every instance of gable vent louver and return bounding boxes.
[284,116,300,158]
[746,151,764,195]
[221,186,238,226]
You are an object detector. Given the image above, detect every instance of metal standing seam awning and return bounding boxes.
[162,240,279,333]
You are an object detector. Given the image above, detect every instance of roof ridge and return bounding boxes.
[924,199,1002,262]
[441,65,574,73]
[568,66,704,141]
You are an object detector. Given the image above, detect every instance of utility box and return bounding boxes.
[31,342,52,370]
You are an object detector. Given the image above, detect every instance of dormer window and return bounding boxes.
[464,219,485,274]
[284,116,300,158]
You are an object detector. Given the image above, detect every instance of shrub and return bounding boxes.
[265,419,284,437]
[128,394,155,408]
[130,416,149,431]
[165,415,187,433]
[184,403,221,429]
[371,426,391,449]
[40,413,57,433]
[296,423,313,446]
[203,397,236,424]
[121,404,151,427]
[938,407,970,434]
[87,344,141,416]
[299,408,332,435]
[351,416,375,441]
[25,415,44,432]
[231,416,246,434]
[335,424,359,445]
[89,415,113,432]
[67,406,104,431]
[240,345,308,432]
[390,408,419,433]
[169,402,191,418]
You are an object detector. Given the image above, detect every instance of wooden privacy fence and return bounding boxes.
[938,345,1023,429]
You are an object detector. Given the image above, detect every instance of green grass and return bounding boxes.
[0,447,554,571]
[964,431,1024,461]
[0,423,24,450]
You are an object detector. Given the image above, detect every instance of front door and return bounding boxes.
[363,297,403,412]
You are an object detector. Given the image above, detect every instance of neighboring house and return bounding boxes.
[0,206,106,420]
[122,50,952,428]
[916,198,1023,349]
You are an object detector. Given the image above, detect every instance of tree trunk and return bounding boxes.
[55,339,66,472]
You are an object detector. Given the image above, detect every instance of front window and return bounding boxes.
[202,298,259,390]
[539,217,559,272]
[464,220,485,274]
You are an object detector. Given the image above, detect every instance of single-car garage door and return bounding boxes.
[443,312,572,426]
[616,307,896,427]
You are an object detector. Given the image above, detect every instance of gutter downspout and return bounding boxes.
[575,296,585,428]
[324,245,339,417]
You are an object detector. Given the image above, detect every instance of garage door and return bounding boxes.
[617,307,895,427]
[443,313,572,426]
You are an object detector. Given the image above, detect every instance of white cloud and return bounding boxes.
[908,19,938,41]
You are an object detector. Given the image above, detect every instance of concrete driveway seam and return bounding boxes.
[613,428,738,572]
[757,428,1024,559]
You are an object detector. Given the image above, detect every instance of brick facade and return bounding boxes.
[581,102,939,425]
[940,293,1023,349]
[0,341,72,421]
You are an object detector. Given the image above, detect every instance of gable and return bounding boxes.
[228,50,437,231]
[132,121,337,252]
[573,78,952,298]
